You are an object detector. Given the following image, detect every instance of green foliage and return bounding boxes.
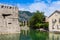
[29,11,48,29]
[35,23,43,28]
[43,22,49,30]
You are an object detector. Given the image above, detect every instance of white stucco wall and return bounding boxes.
[49,12,60,32]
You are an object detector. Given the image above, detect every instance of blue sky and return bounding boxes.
[0,0,60,16]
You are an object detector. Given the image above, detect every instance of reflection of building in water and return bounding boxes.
[21,30,30,35]
[0,34,20,40]
[20,30,31,40]
[22,20,28,27]
[20,20,29,30]
[20,20,29,36]
[0,4,20,34]
[49,33,60,40]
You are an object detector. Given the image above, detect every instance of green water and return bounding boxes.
[0,30,60,40]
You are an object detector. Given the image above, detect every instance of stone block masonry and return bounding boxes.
[0,4,20,34]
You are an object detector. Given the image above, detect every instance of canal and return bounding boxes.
[0,30,60,40]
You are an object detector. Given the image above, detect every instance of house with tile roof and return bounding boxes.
[48,10,60,32]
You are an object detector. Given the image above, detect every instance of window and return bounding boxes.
[8,23,12,24]
[2,14,11,19]
[52,19,57,29]
[52,19,57,23]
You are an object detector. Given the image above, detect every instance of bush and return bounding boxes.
[29,11,49,30]
[43,22,49,30]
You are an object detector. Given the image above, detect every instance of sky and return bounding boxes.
[0,0,60,16]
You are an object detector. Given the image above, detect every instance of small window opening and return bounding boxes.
[52,19,57,23]
[2,14,11,19]
[8,23,12,24]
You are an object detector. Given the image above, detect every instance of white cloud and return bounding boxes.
[16,3,30,11]
[29,2,47,12]
[47,1,60,16]
[17,1,60,16]
[16,3,26,11]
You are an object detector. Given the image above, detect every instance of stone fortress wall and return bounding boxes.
[0,4,20,34]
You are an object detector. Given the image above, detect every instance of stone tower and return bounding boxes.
[0,4,20,34]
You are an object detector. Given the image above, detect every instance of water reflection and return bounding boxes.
[0,30,60,40]
[20,30,49,40]
[21,30,30,35]
[0,33,20,40]
[20,30,31,40]
[20,30,60,40]
[49,33,60,40]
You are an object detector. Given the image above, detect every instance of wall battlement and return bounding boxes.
[0,4,20,34]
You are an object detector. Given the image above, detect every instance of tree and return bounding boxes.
[29,11,46,29]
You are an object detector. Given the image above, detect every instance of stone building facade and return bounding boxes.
[0,4,20,34]
[48,10,60,32]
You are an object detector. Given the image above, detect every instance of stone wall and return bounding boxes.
[0,4,20,34]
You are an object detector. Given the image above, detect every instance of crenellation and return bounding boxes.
[0,4,20,34]
[0,4,18,11]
